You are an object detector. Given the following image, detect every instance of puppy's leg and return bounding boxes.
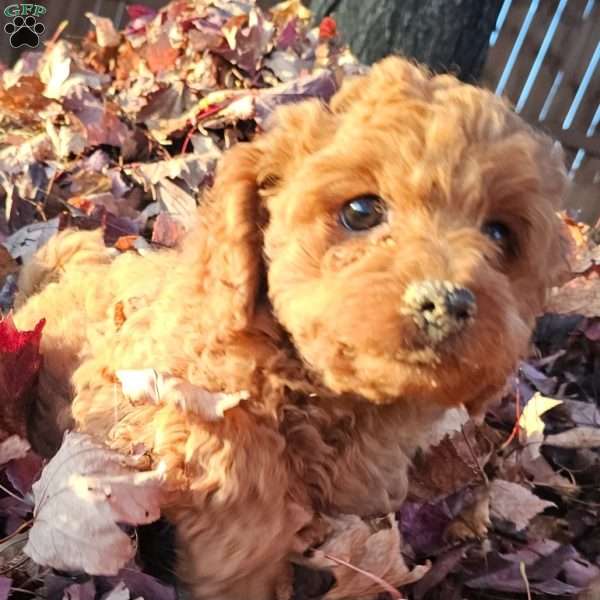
[172,505,293,600]
[71,376,309,600]
[166,419,310,600]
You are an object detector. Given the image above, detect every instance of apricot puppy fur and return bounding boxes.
[14,57,566,599]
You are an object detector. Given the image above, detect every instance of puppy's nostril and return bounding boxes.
[419,300,436,313]
[445,288,476,321]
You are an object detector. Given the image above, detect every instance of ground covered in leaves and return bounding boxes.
[0,1,599,599]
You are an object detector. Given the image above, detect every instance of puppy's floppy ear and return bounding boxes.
[186,100,334,344]
[186,142,266,343]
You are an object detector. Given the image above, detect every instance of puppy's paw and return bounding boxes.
[444,486,491,542]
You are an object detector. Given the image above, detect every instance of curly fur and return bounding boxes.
[13,57,567,599]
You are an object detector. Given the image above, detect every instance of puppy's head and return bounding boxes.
[200,57,567,409]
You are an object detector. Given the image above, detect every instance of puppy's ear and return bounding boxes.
[186,101,334,344]
[187,142,266,343]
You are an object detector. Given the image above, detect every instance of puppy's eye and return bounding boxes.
[482,221,516,255]
[340,195,386,231]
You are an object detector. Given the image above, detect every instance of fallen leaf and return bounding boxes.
[145,33,179,74]
[303,514,429,600]
[544,427,600,449]
[103,581,130,600]
[86,13,121,48]
[518,393,562,459]
[24,432,162,575]
[6,451,43,496]
[546,273,600,317]
[115,369,249,419]
[0,316,45,439]
[155,179,198,222]
[466,543,584,596]
[151,212,187,247]
[399,500,453,556]
[0,435,30,466]
[114,235,139,252]
[0,578,10,600]
[489,480,555,531]
[101,568,177,600]
[3,219,60,262]
[409,421,493,502]
[319,16,337,40]
[0,245,17,283]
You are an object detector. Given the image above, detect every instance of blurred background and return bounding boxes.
[1,0,598,222]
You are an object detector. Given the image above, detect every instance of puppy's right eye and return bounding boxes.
[340,195,386,231]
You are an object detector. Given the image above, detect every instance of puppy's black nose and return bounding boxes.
[444,287,477,321]
[403,280,477,343]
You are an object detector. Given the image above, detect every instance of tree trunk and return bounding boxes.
[310,0,502,82]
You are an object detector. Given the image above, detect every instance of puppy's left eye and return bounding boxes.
[482,221,517,256]
[340,195,386,231]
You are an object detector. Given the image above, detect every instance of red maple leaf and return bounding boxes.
[0,316,45,439]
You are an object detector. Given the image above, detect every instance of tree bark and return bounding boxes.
[309,0,502,82]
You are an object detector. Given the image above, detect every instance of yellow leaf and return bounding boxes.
[518,393,562,458]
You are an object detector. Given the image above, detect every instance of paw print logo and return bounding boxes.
[5,15,45,48]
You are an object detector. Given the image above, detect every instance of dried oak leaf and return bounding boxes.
[559,215,598,275]
[489,480,555,531]
[24,432,162,575]
[152,213,187,248]
[303,514,429,600]
[0,435,30,466]
[544,426,600,448]
[0,316,45,439]
[144,32,179,74]
[546,272,600,318]
[85,13,121,48]
[408,421,494,502]
[0,245,17,283]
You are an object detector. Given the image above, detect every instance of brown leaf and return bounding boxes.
[0,76,50,121]
[0,245,17,282]
[489,480,555,531]
[114,235,139,252]
[144,33,179,74]
[409,421,493,502]
[546,272,600,317]
[303,514,429,600]
[544,426,600,449]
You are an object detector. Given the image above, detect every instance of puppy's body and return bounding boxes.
[14,57,566,599]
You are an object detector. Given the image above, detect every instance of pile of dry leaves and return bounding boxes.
[1,1,600,599]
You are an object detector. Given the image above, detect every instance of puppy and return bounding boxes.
[14,57,567,599]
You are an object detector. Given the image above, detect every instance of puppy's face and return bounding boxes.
[252,59,567,408]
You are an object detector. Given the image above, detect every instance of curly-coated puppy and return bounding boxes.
[14,57,567,599]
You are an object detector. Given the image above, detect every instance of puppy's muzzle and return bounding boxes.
[402,280,477,344]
